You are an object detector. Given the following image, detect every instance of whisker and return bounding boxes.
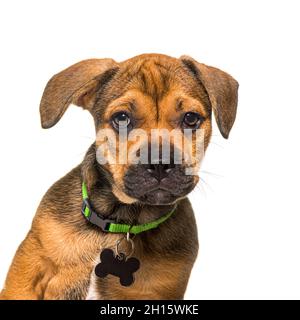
[193,182,206,198]
[208,141,224,149]
[199,176,214,193]
[199,176,208,188]
[200,170,223,178]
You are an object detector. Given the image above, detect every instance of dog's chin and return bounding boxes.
[138,189,177,205]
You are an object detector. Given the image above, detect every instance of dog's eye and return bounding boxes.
[182,112,202,129]
[111,112,131,130]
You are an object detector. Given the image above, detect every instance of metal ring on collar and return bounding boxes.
[116,236,135,259]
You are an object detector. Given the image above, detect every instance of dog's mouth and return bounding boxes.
[123,165,197,205]
[126,182,196,205]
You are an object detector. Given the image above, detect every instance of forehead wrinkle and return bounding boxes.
[139,61,171,121]
[144,66,159,121]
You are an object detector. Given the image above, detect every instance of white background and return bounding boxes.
[0,0,299,299]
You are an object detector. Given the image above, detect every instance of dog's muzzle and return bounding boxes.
[123,163,196,205]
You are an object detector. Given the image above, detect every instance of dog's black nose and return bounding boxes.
[146,163,175,181]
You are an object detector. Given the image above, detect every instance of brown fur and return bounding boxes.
[0,54,238,300]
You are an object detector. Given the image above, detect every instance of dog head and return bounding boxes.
[40,54,238,205]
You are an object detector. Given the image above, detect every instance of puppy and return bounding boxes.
[0,54,238,300]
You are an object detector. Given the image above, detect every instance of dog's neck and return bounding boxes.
[81,144,176,225]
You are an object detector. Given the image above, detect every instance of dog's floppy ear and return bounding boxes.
[180,56,239,139]
[40,59,118,129]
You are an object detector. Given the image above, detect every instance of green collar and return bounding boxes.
[81,182,176,235]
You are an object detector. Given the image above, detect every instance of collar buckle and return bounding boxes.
[81,198,114,232]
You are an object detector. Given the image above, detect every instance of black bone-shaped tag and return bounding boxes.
[95,249,140,287]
